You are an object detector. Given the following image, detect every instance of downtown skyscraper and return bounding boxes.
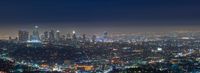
[30,26,40,41]
[18,30,29,43]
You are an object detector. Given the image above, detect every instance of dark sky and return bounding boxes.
[0,0,200,38]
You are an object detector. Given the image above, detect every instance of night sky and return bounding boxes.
[0,0,200,38]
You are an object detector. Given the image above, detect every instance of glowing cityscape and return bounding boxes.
[0,0,200,73]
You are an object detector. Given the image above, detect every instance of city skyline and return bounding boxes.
[1,24,200,39]
[0,0,200,39]
[1,0,200,73]
[0,0,199,24]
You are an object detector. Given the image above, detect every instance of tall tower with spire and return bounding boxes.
[31,26,40,41]
[72,30,77,40]
[27,26,42,47]
[55,30,60,42]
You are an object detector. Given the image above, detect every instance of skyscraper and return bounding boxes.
[102,31,110,42]
[92,35,96,43]
[66,32,71,39]
[27,26,42,47]
[55,30,60,42]
[49,30,55,43]
[82,34,86,42]
[103,31,108,39]
[27,26,41,46]
[18,30,29,43]
[72,30,77,40]
[60,35,65,42]
[44,31,49,40]
[31,26,40,41]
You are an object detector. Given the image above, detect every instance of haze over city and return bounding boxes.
[0,0,200,39]
[0,0,200,73]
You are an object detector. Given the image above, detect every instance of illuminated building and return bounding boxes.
[82,34,86,42]
[75,65,94,71]
[18,30,29,43]
[66,32,71,39]
[55,30,60,42]
[31,26,40,41]
[103,31,108,39]
[60,35,65,42]
[72,30,77,40]
[97,31,110,42]
[27,39,42,47]
[72,30,75,34]
[43,31,49,41]
[92,35,96,42]
[8,36,12,43]
[49,30,55,43]
[27,26,42,47]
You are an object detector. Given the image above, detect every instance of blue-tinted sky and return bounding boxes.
[0,0,200,25]
[0,0,200,37]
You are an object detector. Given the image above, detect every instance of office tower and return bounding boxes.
[72,30,77,40]
[92,35,96,42]
[40,34,45,42]
[27,26,42,47]
[103,31,108,38]
[44,31,49,40]
[55,30,60,42]
[31,26,40,41]
[49,30,55,42]
[66,32,71,39]
[18,30,29,43]
[60,35,65,41]
[8,36,13,43]
[82,34,86,42]
[65,33,71,44]
[8,36,12,41]
[101,31,108,42]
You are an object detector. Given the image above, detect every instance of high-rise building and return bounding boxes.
[55,30,60,42]
[31,26,40,41]
[102,31,109,42]
[82,34,86,42]
[66,32,71,39]
[40,34,45,42]
[8,36,12,41]
[27,26,42,47]
[65,32,71,44]
[60,35,66,41]
[8,36,13,43]
[49,30,55,42]
[92,35,96,42]
[18,30,29,43]
[103,31,108,38]
[44,31,49,40]
[72,30,77,40]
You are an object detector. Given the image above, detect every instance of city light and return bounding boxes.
[0,0,200,73]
